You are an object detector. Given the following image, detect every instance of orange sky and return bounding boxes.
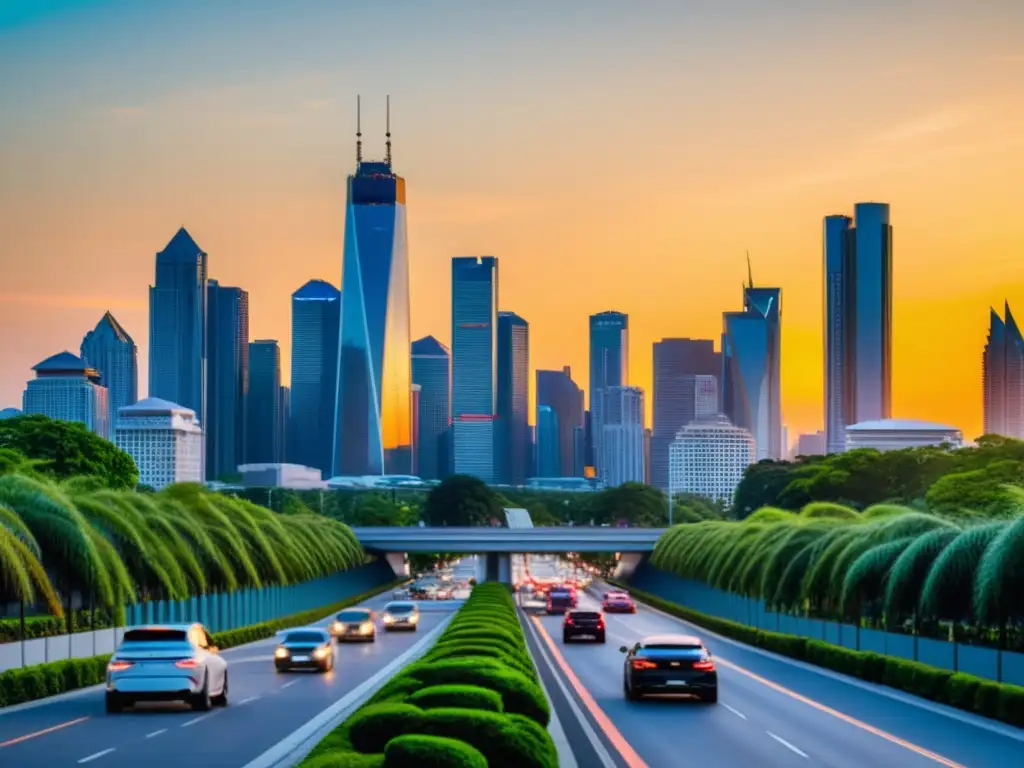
[2,2,1023,444]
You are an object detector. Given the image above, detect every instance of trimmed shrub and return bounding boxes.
[424,643,535,678]
[304,752,385,768]
[418,707,557,768]
[346,703,426,754]
[383,734,487,768]
[409,684,503,713]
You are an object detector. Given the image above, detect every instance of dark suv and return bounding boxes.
[563,610,606,643]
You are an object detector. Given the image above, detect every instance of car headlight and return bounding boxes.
[359,622,374,634]
[274,647,289,659]
[313,647,330,659]
[383,614,395,623]
[332,622,343,633]
[408,614,419,624]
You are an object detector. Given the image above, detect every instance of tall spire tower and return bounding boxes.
[355,94,363,167]
[385,94,392,169]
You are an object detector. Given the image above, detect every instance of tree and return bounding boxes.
[0,415,138,490]
[422,475,503,526]
[588,483,668,526]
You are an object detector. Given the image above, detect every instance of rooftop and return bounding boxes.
[33,351,93,374]
[293,279,340,301]
[411,335,450,357]
[119,397,194,416]
[846,419,961,433]
[158,227,204,259]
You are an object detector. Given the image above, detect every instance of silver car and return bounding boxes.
[381,601,420,631]
[105,624,228,713]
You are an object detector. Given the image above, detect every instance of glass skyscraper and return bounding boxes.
[80,311,137,426]
[411,335,451,481]
[451,257,498,482]
[823,203,893,452]
[497,311,529,486]
[589,311,629,481]
[983,302,1024,439]
[333,137,411,477]
[290,279,340,475]
[206,281,249,480]
[536,366,584,478]
[535,405,560,477]
[247,340,282,464]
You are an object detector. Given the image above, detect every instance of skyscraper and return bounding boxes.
[651,339,720,490]
[823,204,893,452]
[279,385,290,462]
[722,262,782,461]
[247,340,282,464]
[598,386,645,487]
[23,352,109,439]
[149,227,207,432]
[290,279,340,475]
[497,311,530,485]
[589,311,629,480]
[451,256,499,482]
[206,280,249,480]
[535,405,560,477]
[411,335,451,481]
[80,311,137,426]
[334,97,412,477]
[536,366,584,478]
[983,302,1024,439]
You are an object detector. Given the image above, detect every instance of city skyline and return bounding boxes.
[3,2,1024,442]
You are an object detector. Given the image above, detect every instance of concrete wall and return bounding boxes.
[0,560,396,673]
[628,560,1024,687]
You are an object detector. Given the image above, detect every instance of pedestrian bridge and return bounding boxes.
[350,526,667,554]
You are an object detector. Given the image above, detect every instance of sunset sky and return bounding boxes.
[2,0,1023,443]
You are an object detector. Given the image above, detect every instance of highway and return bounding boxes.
[0,588,461,767]
[524,584,1024,768]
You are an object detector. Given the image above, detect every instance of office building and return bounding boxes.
[411,335,451,480]
[598,386,645,487]
[334,102,412,476]
[149,227,207,436]
[279,385,290,462]
[823,204,893,453]
[589,311,629,480]
[410,384,420,475]
[535,405,560,477]
[80,311,137,426]
[247,340,282,463]
[669,415,755,506]
[795,430,827,457]
[289,279,340,475]
[452,256,499,481]
[237,463,325,489]
[115,398,203,489]
[651,339,720,490]
[845,419,962,452]
[23,352,109,439]
[983,302,1024,440]
[497,311,530,485]
[722,263,782,461]
[206,281,249,480]
[0,408,21,419]
[643,427,652,485]
[536,366,584,477]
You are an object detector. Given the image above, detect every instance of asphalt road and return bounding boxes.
[0,590,459,768]
[528,585,1024,768]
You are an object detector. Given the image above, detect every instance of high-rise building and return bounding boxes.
[983,302,1024,439]
[149,227,207,436]
[535,405,560,477]
[80,311,137,427]
[497,311,529,486]
[722,262,782,461]
[290,279,340,475]
[795,430,827,456]
[410,384,420,475]
[651,339,720,490]
[247,340,282,464]
[573,426,587,478]
[411,336,452,481]
[451,256,498,482]
[334,101,412,477]
[823,204,893,452]
[589,311,629,481]
[536,366,584,477]
[643,427,652,485]
[669,415,755,506]
[279,385,290,462]
[206,280,249,480]
[23,352,109,439]
[115,398,203,490]
[598,386,645,487]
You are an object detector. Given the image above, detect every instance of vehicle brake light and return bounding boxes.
[175,659,200,669]
[631,659,658,670]
[596,619,605,629]
[564,618,574,626]
[107,660,133,672]
[692,659,715,671]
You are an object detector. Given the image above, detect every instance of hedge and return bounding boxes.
[300,583,558,768]
[609,579,1024,727]
[0,610,119,643]
[0,579,405,709]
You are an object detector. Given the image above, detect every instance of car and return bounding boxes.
[603,591,637,613]
[105,623,228,713]
[620,634,717,703]
[546,589,575,614]
[563,610,606,643]
[330,607,377,642]
[381,601,420,631]
[274,628,335,673]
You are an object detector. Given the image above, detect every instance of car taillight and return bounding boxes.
[564,618,574,626]
[692,659,715,671]
[631,659,657,670]
[107,660,133,672]
[596,619,605,629]
[175,659,200,669]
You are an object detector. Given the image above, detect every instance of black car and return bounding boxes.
[620,634,717,703]
[563,610,605,643]
[274,628,334,673]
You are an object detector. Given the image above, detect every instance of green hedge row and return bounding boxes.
[0,579,406,709]
[609,580,1024,727]
[301,583,558,768]
[0,610,118,643]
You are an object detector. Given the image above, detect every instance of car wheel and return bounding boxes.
[192,676,212,711]
[212,672,228,707]
[105,693,123,714]
[702,688,718,704]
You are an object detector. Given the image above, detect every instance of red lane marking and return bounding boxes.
[0,716,90,748]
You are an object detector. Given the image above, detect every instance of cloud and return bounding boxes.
[0,294,146,310]
[871,105,975,144]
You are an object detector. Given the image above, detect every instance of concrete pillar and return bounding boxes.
[612,552,645,580]
[384,552,409,578]
[484,553,512,584]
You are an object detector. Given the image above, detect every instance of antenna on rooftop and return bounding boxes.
[356,95,363,167]
[385,94,392,168]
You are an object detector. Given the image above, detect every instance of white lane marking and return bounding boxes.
[518,614,579,768]
[722,704,747,720]
[78,748,116,763]
[181,713,216,728]
[145,729,166,738]
[767,731,809,758]
[281,680,298,690]
[239,696,260,705]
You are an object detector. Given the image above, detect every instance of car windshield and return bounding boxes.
[122,629,188,643]
[337,610,369,622]
[387,603,415,614]
[284,631,327,644]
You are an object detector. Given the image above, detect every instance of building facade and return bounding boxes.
[451,256,499,482]
[115,398,203,489]
[497,311,530,485]
[80,311,137,427]
[206,280,249,480]
[844,419,962,452]
[983,302,1024,439]
[589,311,629,481]
[247,340,282,464]
[23,352,109,439]
[411,335,451,481]
[795,430,827,457]
[290,279,340,475]
[535,405,560,477]
[669,415,755,505]
[598,385,645,487]
[536,366,584,478]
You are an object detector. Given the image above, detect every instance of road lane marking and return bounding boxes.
[78,747,116,763]
[281,680,298,689]
[530,615,650,768]
[722,704,747,720]
[145,729,166,738]
[767,731,808,758]
[181,713,216,727]
[0,716,90,748]
[239,696,260,705]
